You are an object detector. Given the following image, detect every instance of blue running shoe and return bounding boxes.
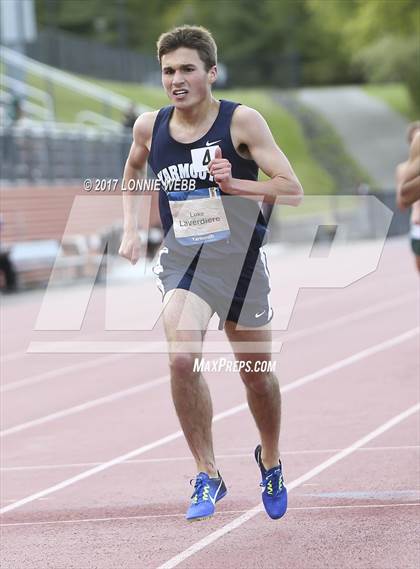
[255,445,288,520]
[186,471,227,521]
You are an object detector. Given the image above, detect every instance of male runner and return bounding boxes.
[119,25,303,521]
[396,121,420,272]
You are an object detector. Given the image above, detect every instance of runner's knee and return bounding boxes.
[169,353,199,379]
[241,370,277,395]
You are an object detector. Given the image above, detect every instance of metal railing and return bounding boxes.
[1,74,55,120]
[1,123,131,183]
[1,46,151,118]
[75,111,122,131]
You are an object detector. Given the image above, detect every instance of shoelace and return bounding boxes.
[260,467,283,497]
[190,475,211,503]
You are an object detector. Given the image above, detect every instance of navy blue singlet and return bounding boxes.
[148,99,268,259]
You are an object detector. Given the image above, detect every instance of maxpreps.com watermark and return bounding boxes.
[193,358,277,373]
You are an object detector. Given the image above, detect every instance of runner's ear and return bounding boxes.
[215,146,222,159]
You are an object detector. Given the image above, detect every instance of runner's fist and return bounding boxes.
[208,146,235,194]
[118,230,142,265]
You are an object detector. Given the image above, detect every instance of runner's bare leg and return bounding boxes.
[225,321,281,469]
[163,289,218,477]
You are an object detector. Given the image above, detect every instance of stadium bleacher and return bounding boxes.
[0,48,161,291]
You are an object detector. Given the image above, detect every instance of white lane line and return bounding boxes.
[0,299,312,364]
[281,293,418,343]
[2,445,419,472]
[1,353,128,393]
[2,290,416,396]
[1,325,418,438]
[1,503,418,528]
[0,401,249,515]
[1,498,50,503]
[279,327,418,394]
[0,329,417,515]
[1,269,416,365]
[157,402,420,569]
[0,374,170,437]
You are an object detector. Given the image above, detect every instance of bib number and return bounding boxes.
[191,145,219,173]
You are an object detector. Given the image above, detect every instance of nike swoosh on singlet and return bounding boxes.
[206,140,221,146]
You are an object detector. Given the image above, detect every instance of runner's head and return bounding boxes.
[157,26,218,108]
[407,121,420,144]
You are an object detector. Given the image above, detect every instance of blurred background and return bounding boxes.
[0,0,418,292]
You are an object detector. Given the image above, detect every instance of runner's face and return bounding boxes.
[161,48,216,108]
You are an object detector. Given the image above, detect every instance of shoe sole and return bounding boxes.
[188,515,213,522]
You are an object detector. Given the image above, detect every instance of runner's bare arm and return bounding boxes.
[210,106,303,206]
[119,111,157,264]
[122,112,155,229]
[397,132,420,209]
[395,162,407,189]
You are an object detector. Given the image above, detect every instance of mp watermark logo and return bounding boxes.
[28,195,392,355]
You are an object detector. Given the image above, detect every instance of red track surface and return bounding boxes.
[1,237,419,569]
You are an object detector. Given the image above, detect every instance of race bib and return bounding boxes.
[168,187,230,245]
[191,144,219,173]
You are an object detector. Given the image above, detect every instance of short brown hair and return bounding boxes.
[157,25,217,71]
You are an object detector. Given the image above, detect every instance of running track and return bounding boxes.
[1,236,419,568]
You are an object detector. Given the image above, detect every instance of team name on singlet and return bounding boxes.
[156,162,215,192]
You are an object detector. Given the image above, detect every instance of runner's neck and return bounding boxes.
[172,97,220,130]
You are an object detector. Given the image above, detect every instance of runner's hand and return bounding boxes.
[208,147,235,194]
[118,230,142,265]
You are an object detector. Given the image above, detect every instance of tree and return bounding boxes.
[306,0,420,109]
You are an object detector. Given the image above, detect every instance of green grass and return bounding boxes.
[273,92,370,192]
[28,73,123,123]
[364,83,418,120]
[278,194,358,219]
[92,78,169,110]
[216,89,335,195]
